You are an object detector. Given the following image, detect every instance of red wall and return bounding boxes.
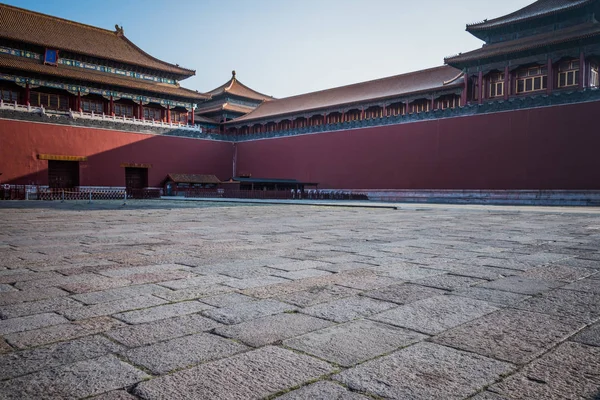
[236,102,600,190]
[0,120,233,186]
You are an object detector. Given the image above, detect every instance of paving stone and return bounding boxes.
[106,313,221,347]
[412,274,487,290]
[89,390,138,400]
[215,313,333,347]
[0,297,83,318]
[518,265,597,283]
[198,292,256,307]
[223,276,291,289]
[0,312,68,335]
[362,283,447,304]
[421,263,519,280]
[134,346,335,400]
[272,269,333,280]
[71,283,173,304]
[452,287,530,306]
[0,354,149,400]
[241,274,340,299]
[0,271,63,284]
[154,284,232,302]
[115,301,212,324]
[433,309,584,364]
[97,263,192,278]
[334,342,514,400]
[301,296,396,323]
[477,276,561,295]
[218,265,284,279]
[572,322,600,347]
[0,338,13,354]
[124,332,248,374]
[469,391,509,400]
[330,269,402,290]
[276,284,361,307]
[315,261,377,273]
[158,274,232,290]
[4,316,125,349]
[13,273,127,291]
[203,299,296,325]
[285,319,427,367]
[0,287,70,306]
[269,260,333,271]
[275,381,370,399]
[60,295,167,320]
[489,342,600,399]
[0,335,123,380]
[555,257,600,269]
[515,288,600,322]
[371,295,498,335]
[0,283,16,292]
[562,277,600,294]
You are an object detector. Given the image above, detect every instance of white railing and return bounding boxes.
[0,99,201,132]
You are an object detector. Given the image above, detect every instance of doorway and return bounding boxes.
[48,160,79,188]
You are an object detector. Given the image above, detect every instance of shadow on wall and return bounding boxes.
[0,119,234,187]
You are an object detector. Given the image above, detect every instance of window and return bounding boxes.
[489,73,504,97]
[411,100,430,114]
[30,91,69,110]
[170,110,188,123]
[591,64,599,88]
[0,88,19,102]
[114,103,133,117]
[144,107,162,120]
[81,98,104,114]
[388,103,404,116]
[437,95,460,110]
[516,66,547,94]
[558,60,579,88]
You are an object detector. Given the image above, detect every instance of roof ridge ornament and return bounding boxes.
[114,25,124,36]
[232,70,237,79]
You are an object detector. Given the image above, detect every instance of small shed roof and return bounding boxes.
[166,174,221,184]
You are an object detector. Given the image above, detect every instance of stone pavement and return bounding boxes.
[0,200,599,399]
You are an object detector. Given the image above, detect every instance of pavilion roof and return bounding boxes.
[467,0,594,32]
[166,174,221,184]
[446,21,600,64]
[0,4,195,78]
[227,66,462,124]
[0,54,207,101]
[195,102,256,116]
[206,71,273,102]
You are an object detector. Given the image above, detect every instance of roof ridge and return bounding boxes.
[119,35,195,75]
[228,78,273,99]
[271,65,451,101]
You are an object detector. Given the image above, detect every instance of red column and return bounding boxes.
[109,96,114,116]
[23,83,30,106]
[139,101,143,120]
[430,97,435,111]
[77,91,81,112]
[504,66,510,100]
[547,58,553,95]
[461,73,468,105]
[360,108,365,120]
[191,109,195,125]
[406,101,410,114]
[579,51,585,90]
[382,105,387,117]
[478,71,484,105]
[167,105,171,123]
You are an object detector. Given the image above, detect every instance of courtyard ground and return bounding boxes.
[0,200,599,399]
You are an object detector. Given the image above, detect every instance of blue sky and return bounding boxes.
[5,0,533,98]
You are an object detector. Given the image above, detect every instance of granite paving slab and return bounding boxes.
[0,335,123,380]
[71,283,172,304]
[276,284,361,307]
[515,288,600,322]
[153,284,232,302]
[0,338,13,354]
[222,275,291,289]
[198,292,256,307]
[517,264,597,282]
[123,332,248,374]
[89,390,139,400]
[371,295,498,334]
[268,260,333,272]
[60,294,167,320]
[133,346,335,400]
[433,309,585,364]
[0,354,149,400]
[362,282,447,304]
[156,274,233,290]
[214,312,333,347]
[106,313,221,347]
[301,296,396,323]
[284,319,427,367]
[202,299,296,325]
[334,342,514,400]
[0,297,83,319]
[272,268,333,280]
[477,276,561,295]
[562,277,600,294]
[0,287,70,306]
[114,301,212,324]
[489,342,600,399]
[572,322,600,347]
[451,287,531,306]
[274,381,370,399]
[0,312,68,335]
[412,273,487,290]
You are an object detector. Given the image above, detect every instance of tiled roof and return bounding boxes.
[446,22,600,64]
[166,174,221,184]
[0,3,194,77]
[207,71,273,101]
[228,66,462,124]
[0,54,207,100]
[467,0,593,31]
[195,102,256,115]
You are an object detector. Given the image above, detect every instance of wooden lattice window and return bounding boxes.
[144,107,162,120]
[489,73,504,97]
[30,91,69,110]
[516,66,547,93]
[170,110,188,123]
[81,98,104,114]
[0,88,19,102]
[114,103,134,117]
[558,60,579,88]
[591,64,599,88]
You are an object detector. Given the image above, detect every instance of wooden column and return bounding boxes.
[109,95,114,116]
[406,101,411,114]
[382,104,387,117]
[478,71,483,105]
[139,101,143,120]
[579,51,585,90]
[191,109,194,125]
[360,108,365,120]
[25,83,30,106]
[167,105,171,123]
[461,73,468,105]
[430,97,435,111]
[77,91,81,112]
[504,66,510,100]
[547,58,553,95]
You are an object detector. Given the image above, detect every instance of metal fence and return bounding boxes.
[183,189,369,201]
[0,185,27,200]
[0,186,161,201]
